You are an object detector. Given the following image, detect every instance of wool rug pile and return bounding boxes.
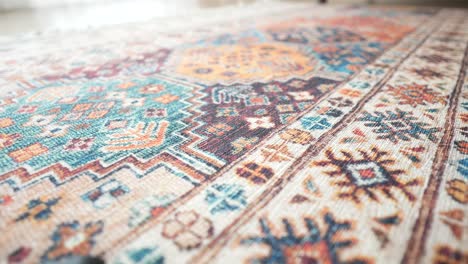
[0,2,467,263]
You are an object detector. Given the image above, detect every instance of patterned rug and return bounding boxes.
[0,2,467,263]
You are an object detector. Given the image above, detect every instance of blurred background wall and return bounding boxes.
[0,0,466,36]
[0,0,467,11]
[0,0,129,10]
[2,0,255,11]
[330,0,467,6]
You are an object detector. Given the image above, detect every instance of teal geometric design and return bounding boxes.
[457,158,468,179]
[358,109,440,143]
[0,78,195,174]
[205,183,247,214]
[115,246,164,264]
[312,42,385,74]
[301,116,332,130]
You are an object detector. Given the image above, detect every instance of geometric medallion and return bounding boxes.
[345,161,390,187]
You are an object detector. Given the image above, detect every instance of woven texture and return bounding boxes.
[0,3,467,264]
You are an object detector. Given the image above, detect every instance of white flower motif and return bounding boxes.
[24,114,56,127]
[40,124,69,138]
[288,91,315,101]
[122,98,145,107]
[246,116,275,130]
[106,91,127,100]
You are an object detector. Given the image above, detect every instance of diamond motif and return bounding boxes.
[346,161,389,187]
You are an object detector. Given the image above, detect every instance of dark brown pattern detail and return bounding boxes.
[314,147,419,204]
[402,39,468,264]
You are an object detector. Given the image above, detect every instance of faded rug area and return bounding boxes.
[0,2,467,264]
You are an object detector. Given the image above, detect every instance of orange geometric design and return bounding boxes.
[141,84,165,94]
[455,141,468,154]
[386,84,447,107]
[0,133,20,149]
[261,144,294,162]
[316,16,414,43]
[0,4,465,264]
[446,179,467,204]
[73,103,93,112]
[173,43,316,84]
[340,88,361,98]
[280,129,315,145]
[9,143,49,163]
[154,94,180,104]
[440,209,465,240]
[0,118,13,128]
[104,121,169,152]
[87,110,109,119]
[117,82,136,89]
[284,241,333,264]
